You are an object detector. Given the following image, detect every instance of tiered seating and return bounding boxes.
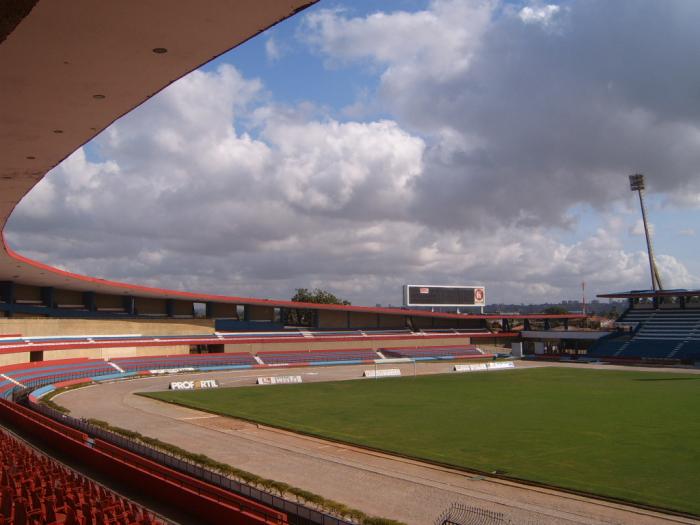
[382,346,482,359]
[1,360,115,393]
[111,353,257,372]
[676,341,700,361]
[617,308,656,325]
[311,331,364,337]
[634,311,699,341]
[588,308,700,361]
[257,349,378,365]
[0,428,164,524]
[616,340,681,359]
[586,339,628,358]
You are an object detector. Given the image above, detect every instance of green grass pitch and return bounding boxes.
[143,367,700,515]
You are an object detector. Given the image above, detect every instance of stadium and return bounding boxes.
[1,2,699,525]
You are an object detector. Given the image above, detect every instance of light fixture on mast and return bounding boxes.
[629,174,663,291]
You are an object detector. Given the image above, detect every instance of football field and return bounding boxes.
[143,367,700,515]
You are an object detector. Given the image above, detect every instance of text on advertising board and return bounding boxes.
[169,379,220,390]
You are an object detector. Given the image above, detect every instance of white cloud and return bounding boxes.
[7,1,700,306]
[302,0,493,81]
[265,37,282,61]
[629,219,655,237]
[518,4,561,26]
[679,228,696,237]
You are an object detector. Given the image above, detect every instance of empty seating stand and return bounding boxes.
[111,353,257,372]
[0,428,165,525]
[381,346,483,360]
[588,308,700,361]
[257,349,378,365]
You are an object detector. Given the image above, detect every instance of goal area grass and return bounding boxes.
[142,367,700,515]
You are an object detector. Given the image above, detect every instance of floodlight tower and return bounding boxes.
[629,174,663,291]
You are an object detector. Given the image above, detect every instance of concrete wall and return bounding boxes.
[0,318,213,337]
[411,316,434,329]
[14,284,41,303]
[95,293,123,309]
[0,352,30,367]
[246,305,274,322]
[317,311,408,329]
[207,302,237,318]
[378,314,407,328]
[317,310,347,329]
[54,289,83,307]
[348,312,378,329]
[224,335,472,355]
[171,300,193,316]
[134,297,167,315]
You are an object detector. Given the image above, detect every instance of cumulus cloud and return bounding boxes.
[6,1,700,305]
[304,0,700,232]
[518,3,561,26]
[265,37,282,62]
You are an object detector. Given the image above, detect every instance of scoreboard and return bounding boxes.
[403,285,486,307]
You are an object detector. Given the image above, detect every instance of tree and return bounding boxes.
[291,288,351,305]
[543,305,569,315]
[287,288,351,326]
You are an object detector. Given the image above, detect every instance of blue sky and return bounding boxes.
[9,0,700,305]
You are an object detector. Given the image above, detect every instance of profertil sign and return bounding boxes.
[169,379,220,390]
[256,375,303,385]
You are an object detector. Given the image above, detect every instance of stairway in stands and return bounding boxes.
[590,308,700,361]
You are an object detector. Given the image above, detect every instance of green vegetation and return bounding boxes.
[289,287,351,325]
[41,382,96,414]
[291,287,351,305]
[143,368,700,515]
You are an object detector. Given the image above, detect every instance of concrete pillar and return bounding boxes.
[511,342,523,357]
[0,281,15,318]
[123,296,135,315]
[41,287,55,308]
[83,291,96,312]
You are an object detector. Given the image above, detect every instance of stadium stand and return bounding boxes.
[0,428,166,524]
[588,293,700,362]
[381,346,483,360]
[257,349,379,365]
[112,353,257,372]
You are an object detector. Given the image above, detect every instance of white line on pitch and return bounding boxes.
[179,415,219,420]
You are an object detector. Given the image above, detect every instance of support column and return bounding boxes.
[123,296,135,315]
[83,291,96,312]
[0,282,15,317]
[40,287,55,308]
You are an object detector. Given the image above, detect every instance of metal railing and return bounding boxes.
[30,400,351,525]
[434,503,513,525]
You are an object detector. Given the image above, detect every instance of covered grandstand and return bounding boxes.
[588,289,700,363]
[7,1,696,524]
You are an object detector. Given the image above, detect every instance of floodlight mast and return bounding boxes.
[629,174,663,291]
